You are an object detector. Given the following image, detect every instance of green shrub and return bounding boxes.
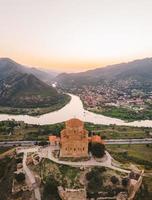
[91,143,105,158]
[15,173,25,183]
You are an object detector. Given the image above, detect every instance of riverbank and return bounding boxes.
[0,94,152,127]
[86,105,152,122]
[0,121,152,141]
[0,94,71,116]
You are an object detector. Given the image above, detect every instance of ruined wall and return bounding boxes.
[58,187,86,200]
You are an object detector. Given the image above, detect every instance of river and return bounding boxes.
[0,94,152,127]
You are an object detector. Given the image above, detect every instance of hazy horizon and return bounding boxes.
[0,0,152,72]
[1,56,152,74]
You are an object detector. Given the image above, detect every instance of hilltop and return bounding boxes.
[0,57,57,83]
[0,58,70,115]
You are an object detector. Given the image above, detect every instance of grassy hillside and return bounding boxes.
[0,73,70,109]
[0,59,70,115]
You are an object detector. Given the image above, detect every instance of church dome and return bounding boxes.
[66,118,84,128]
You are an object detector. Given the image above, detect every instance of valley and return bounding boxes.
[56,58,152,121]
[0,57,152,200]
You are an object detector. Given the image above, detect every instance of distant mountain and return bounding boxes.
[38,68,59,77]
[0,58,57,83]
[0,72,66,108]
[56,58,152,91]
[0,58,68,108]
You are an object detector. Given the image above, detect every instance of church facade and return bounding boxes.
[60,118,88,158]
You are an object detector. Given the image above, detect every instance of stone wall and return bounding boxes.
[58,186,86,200]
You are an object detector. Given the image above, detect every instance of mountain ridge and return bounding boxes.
[0,58,69,110]
[56,57,152,90]
[0,57,57,83]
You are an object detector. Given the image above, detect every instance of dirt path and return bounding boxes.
[22,151,41,200]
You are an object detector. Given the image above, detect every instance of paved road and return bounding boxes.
[0,141,36,147]
[1,138,152,147]
[105,138,152,144]
[18,146,130,173]
[18,146,39,153]
[37,146,130,174]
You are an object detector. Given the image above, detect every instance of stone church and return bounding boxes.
[60,118,88,158]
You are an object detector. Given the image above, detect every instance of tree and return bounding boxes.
[91,143,105,158]
[87,176,103,192]
[16,157,22,163]
[43,175,59,200]
[15,173,25,183]
[86,167,106,182]
[86,167,103,192]
[110,176,119,184]
[122,178,129,187]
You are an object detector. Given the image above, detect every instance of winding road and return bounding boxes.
[17,146,130,174]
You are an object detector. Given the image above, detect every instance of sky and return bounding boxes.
[0,0,152,72]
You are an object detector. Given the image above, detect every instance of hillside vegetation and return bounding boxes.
[0,58,70,115]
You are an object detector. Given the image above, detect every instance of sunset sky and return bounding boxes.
[0,0,152,72]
